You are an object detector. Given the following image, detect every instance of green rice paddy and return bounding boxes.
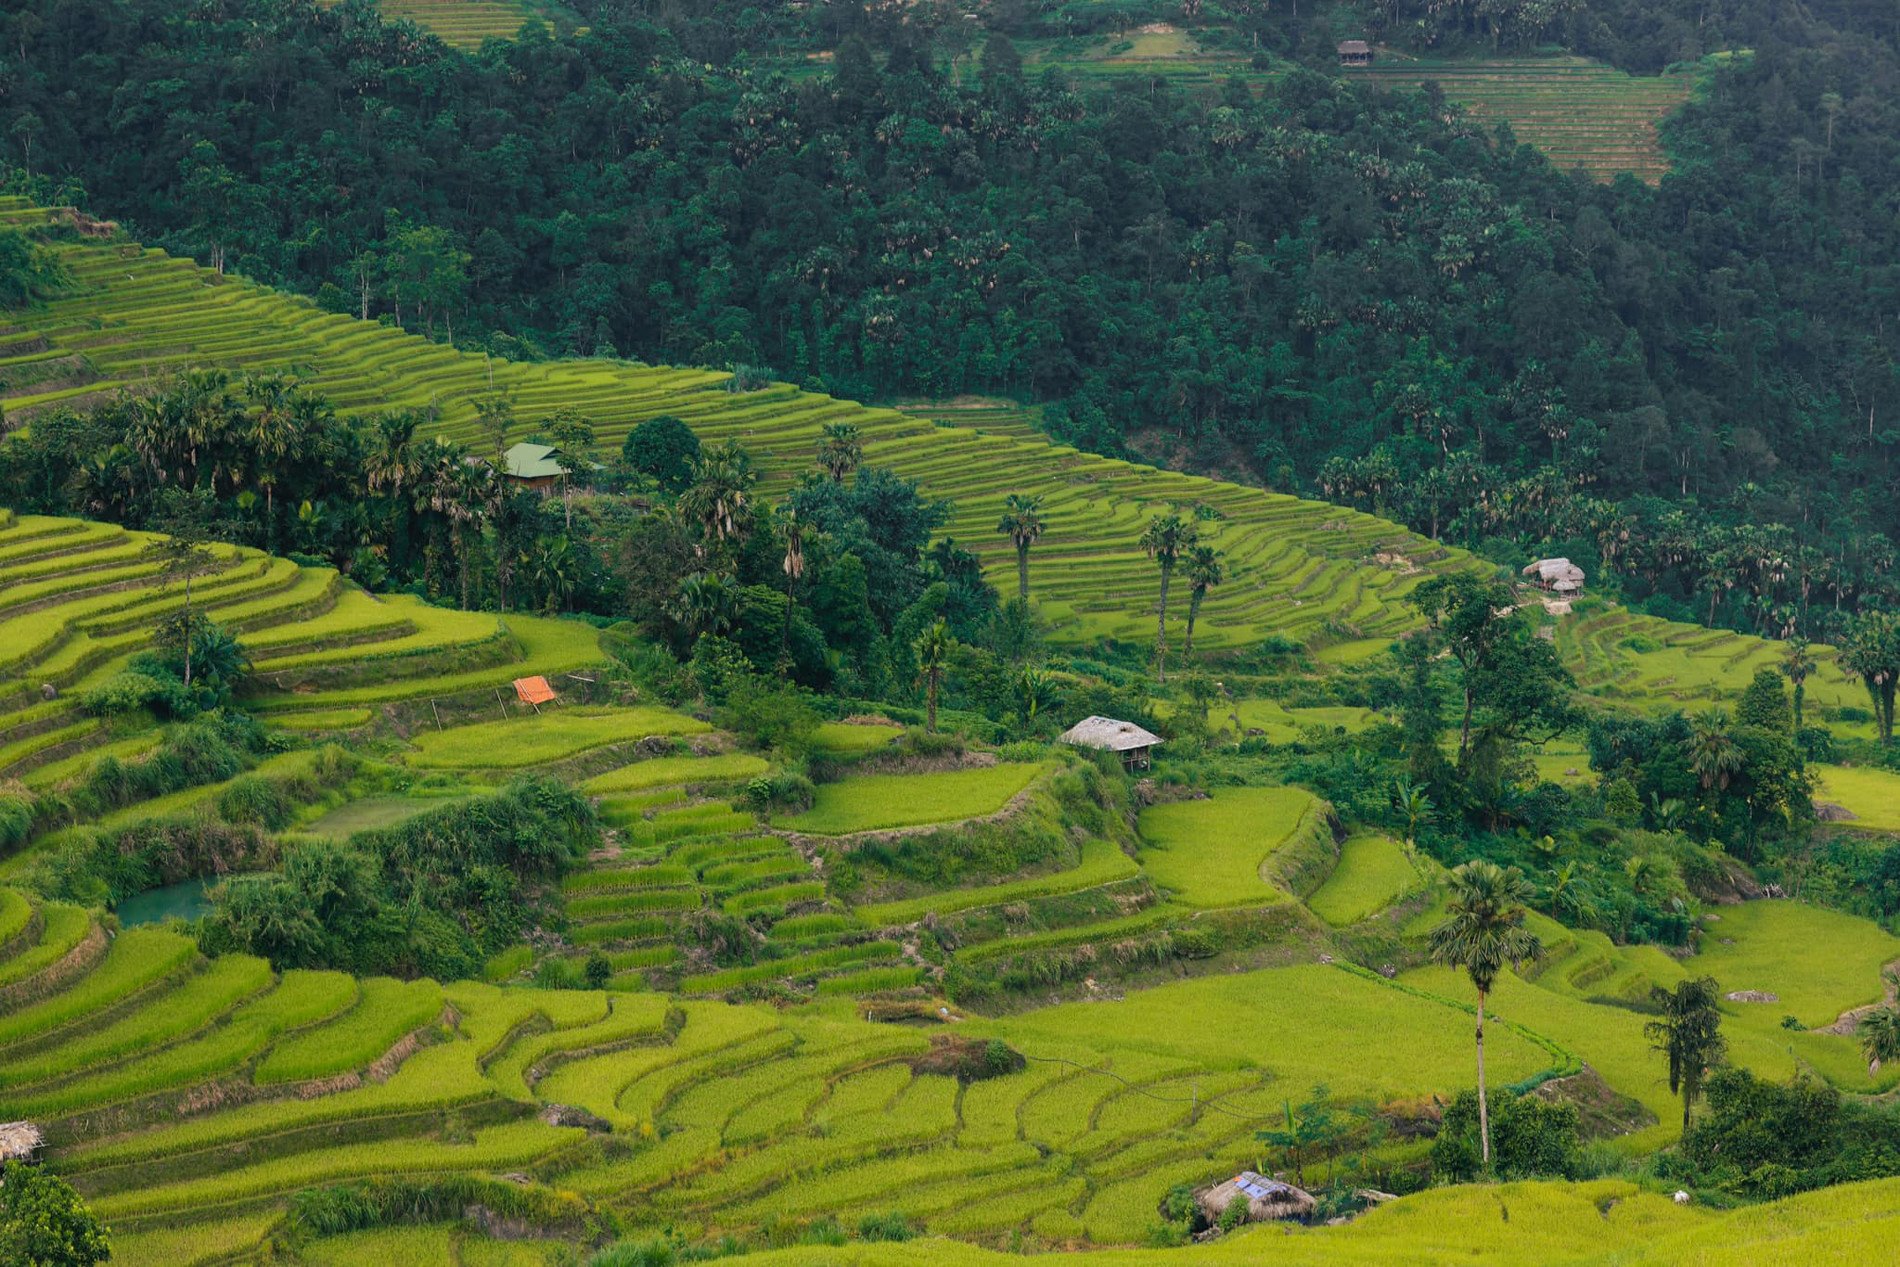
[402,706,710,768]
[785,763,1045,835]
[1812,764,1900,831]
[1307,834,1420,926]
[1137,785,1317,909]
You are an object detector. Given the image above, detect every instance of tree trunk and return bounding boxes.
[1476,989,1490,1167]
[926,675,939,733]
[1185,590,1204,660]
[182,572,194,689]
[1793,683,1805,730]
[1459,685,1474,764]
[1016,543,1030,600]
[1156,564,1173,683]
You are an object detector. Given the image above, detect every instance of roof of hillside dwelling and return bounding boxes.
[1058,715,1163,752]
[502,442,603,480]
[0,1121,42,1161]
[1195,1171,1316,1224]
[1523,557,1587,586]
[1338,39,1372,54]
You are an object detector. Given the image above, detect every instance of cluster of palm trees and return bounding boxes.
[1138,512,1224,682]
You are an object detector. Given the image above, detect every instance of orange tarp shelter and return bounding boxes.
[513,676,557,710]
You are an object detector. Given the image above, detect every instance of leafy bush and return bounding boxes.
[718,678,820,755]
[743,770,815,814]
[217,775,294,829]
[81,670,191,718]
[1431,1090,1581,1182]
[0,1160,109,1267]
[0,790,33,852]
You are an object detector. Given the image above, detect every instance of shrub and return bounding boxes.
[0,1160,110,1267]
[743,771,815,815]
[0,790,33,851]
[217,775,294,829]
[718,679,820,756]
[81,670,190,718]
[1431,1090,1581,1183]
[857,1211,916,1242]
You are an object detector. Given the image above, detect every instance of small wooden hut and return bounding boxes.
[1337,39,1373,67]
[1058,715,1163,771]
[0,1121,44,1166]
[1196,1170,1317,1224]
[1522,557,1587,596]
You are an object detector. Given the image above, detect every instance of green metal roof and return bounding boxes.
[503,442,567,480]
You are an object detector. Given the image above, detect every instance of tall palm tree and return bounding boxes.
[680,441,758,555]
[1861,1005,1900,1078]
[241,372,301,536]
[778,507,809,669]
[669,571,737,641]
[1644,977,1727,1132]
[1139,513,1196,683]
[1782,636,1815,730]
[1181,545,1224,660]
[915,617,950,733]
[995,493,1046,601]
[816,422,863,483]
[1428,860,1541,1167]
[1684,710,1743,791]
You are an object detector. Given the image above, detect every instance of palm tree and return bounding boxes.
[816,422,863,483]
[1684,710,1743,791]
[1015,667,1056,728]
[1428,860,1541,1168]
[1782,636,1815,730]
[1860,1005,1900,1078]
[778,507,809,669]
[669,571,737,641]
[995,493,1046,601]
[1392,779,1434,855]
[1139,513,1196,683]
[680,441,758,555]
[1649,793,1686,833]
[1544,860,1597,925]
[1181,545,1224,660]
[915,617,951,733]
[241,372,302,537]
[1644,977,1727,1132]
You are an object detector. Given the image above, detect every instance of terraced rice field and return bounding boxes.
[1349,56,1698,182]
[1306,834,1420,926]
[318,0,550,47]
[0,198,1472,654]
[0,510,606,780]
[785,763,1046,836]
[1812,765,1900,832]
[1138,785,1322,908]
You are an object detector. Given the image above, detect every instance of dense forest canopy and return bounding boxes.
[4,0,1900,639]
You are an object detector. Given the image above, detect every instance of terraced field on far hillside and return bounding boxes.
[318,0,552,47]
[0,198,1469,652]
[1348,55,1699,182]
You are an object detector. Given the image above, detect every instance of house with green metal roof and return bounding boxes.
[502,442,600,494]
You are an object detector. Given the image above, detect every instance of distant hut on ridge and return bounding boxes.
[1058,716,1162,771]
[1337,39,1373,67]
[1522,557,1587,597]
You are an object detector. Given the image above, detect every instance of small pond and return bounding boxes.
[115,876,214,927]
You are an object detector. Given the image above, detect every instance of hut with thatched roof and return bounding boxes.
[0,1121,44,1165]
[1057,715,1163,771]
[1195,1170,1317,1224]
[1522,557,1586,596]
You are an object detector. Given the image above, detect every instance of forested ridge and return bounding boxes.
[4,0,1900,637]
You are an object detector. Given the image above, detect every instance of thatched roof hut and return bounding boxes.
[1337,39,1373,66]
[1522,557,1586,594]
[1196,1171,1317,1224]
[0,1121,43,1165]
[1058,715,1163,770]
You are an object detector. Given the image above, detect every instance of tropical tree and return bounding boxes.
[1781,635,1815,730]
[1859,1005,1900,1077]
[1392,779,1434,854]
[240,371,303,535]
[1543,859,1598,925]
[545,411,597,531]
[915,617,950,733]
[1684,710,1744,791]
[669,571,737,641]
[680,441,758,555]
[0,1159,111,1266]
[1138,513,1196,683]
[777,506,809,669]
[1840,610,1900,745]
[816,422,863,483]
[1644,976,1727,1131]
[1428,860,1541,1167]
[1015,667,1057,728]
[142,493,223,688]
[1181,544,1224,661]
[995,493,1045,601]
